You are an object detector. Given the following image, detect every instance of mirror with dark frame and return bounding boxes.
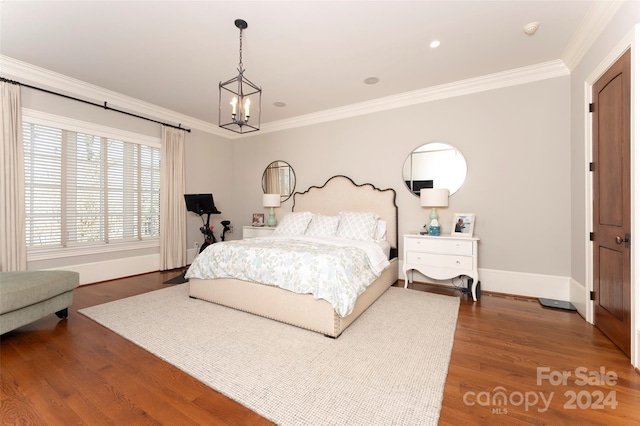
[402,142,467,196]
[262,160,296,202]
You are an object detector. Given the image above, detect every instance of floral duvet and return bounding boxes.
[184,235,390,317]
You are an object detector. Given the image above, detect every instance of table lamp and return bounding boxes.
[420,188,449,236]
[262,193,281,227]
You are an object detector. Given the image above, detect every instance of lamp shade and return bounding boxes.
[262,193,281,207]
[420,188,449,207]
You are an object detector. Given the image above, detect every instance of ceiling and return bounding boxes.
[0,1,611,133]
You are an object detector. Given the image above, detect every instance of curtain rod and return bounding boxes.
[1,76,191,133]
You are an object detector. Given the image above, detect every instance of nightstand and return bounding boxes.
[403,234,480,301]
[242,226,276,239]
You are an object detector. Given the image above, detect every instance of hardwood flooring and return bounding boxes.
[1,271,639,425]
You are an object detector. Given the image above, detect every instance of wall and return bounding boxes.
[16,84,234,283]
[6,2,636,365]
[569,0,638,294]
[568,0,639,367]
[9,56,574,300]
[183,130,234,256]
[231,77,572,299]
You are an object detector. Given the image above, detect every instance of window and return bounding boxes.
[22,112,161,252]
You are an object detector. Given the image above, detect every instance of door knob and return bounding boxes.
[615,235,629,244]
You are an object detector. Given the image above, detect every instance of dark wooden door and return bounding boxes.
[592,49,631,357]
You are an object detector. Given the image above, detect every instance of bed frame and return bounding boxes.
[188,175,399,337]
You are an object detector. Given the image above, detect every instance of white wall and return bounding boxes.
[230,77,572,298]
[183,129,234,251]
[6,1,637,366]
[16,84,235,283]
[568,1,639,367]
[9,47,575,301]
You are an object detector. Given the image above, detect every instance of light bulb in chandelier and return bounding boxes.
[230,97,237,115]
[229,97,251,125]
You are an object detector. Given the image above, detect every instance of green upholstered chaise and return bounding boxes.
[0,271,79,335]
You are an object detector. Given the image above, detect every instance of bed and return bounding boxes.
[186,175,399,337]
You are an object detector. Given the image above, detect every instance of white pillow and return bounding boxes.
[305,214,340,238]
[336,211,379,242]
[375,219,387,241]
[273,212,313,235]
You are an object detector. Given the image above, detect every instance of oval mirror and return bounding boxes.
[262,160,296,202]
[402,142,467,196]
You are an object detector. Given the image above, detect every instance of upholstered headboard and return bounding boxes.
[292,175,398,257]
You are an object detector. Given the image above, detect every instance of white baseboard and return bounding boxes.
[399,262,570,300]
[635,329,640,369]
[53,252,569,298]
[570,278,591,322]
[45,248,199,285]
[478,268,570,300]
[46,254,160,285]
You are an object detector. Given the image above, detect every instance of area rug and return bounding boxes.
[79,285,460,425]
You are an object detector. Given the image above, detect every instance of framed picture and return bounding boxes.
[451,213,475,237]
[252,213,265,226]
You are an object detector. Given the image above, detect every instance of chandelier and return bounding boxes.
[219,19,262,134]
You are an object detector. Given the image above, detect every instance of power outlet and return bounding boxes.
[228,225,234,234]
[194,242,200,250]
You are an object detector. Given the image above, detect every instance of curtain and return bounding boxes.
[0,82,27,271]
[159,126,186,270]
[265,162,281,194]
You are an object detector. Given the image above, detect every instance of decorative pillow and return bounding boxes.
[374,220,387,241]
[273,212,313,235]
[336,211,379,242]
[305,214,340,238]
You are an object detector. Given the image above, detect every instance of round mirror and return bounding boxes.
[402,142,467,196]
[262,160,296,202]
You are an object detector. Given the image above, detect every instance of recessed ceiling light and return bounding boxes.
[273,102,286,107]
[364,77,380,85]
[429,40,440,48]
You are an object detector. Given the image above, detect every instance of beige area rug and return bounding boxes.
[79,285,460,425]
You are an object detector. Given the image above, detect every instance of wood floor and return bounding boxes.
[2,271,639,425]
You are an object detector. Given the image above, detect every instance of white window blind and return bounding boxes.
[23,124,63,246]
[23,121,160,249]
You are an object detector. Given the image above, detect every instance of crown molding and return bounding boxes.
[2,55,568,139]
[562,1,624,72]
[261,60,569,135]
[0,55,227,137]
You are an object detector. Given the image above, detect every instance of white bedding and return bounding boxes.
[185,235,391,317]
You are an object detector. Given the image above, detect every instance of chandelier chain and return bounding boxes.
[238,28,243,68]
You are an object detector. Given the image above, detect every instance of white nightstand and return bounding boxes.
[403,234,480,301]
[242,226,276,239]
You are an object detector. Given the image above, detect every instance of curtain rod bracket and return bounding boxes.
[0,77,19,85]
